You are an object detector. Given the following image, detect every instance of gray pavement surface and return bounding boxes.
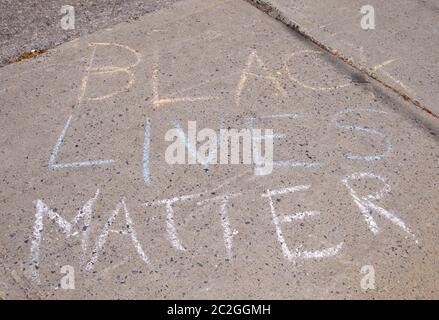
[249,0,439,116]
[0,0,438,299]
[0,0,182,66]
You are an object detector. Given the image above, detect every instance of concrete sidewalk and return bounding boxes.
[248,0,439,116]
[0,0,438,299]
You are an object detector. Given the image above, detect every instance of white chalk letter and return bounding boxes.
[28,190,99,282]
[343,172,417,242]
[262,186,343,261]
[85,199,149,271]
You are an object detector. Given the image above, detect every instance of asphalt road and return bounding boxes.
[0,0,182,66]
